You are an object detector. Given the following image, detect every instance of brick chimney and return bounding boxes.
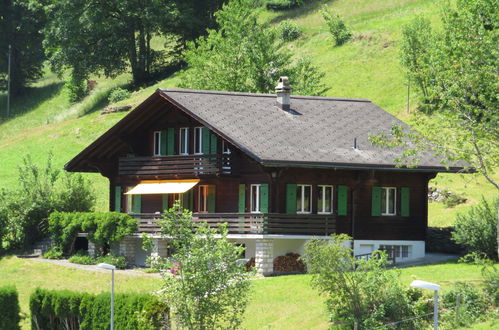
[275,76,292,111]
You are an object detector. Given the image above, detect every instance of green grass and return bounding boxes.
[0,256,495,329]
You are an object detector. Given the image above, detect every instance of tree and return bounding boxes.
[301,234,424,328]
[180,0,327,96]
[372,0,498,256]
[0,0,47,95]
[158,202,252,329]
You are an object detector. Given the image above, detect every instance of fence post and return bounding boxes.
[455,294,461,324]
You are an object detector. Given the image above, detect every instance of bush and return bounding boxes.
[30,288,168,330]
[320,7,351,46]
[442,282,488,326]
[0,286,21,330]
[452,197,498,260]
[43,247,64,260]
[108,88,131,103]
[279,20,302,42]
[68,253,95,265]
[266,0,303,10]
[482,265,499,305]
[96,254,128,269]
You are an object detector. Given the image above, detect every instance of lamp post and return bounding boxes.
[410,280,441,330]
[97,263,116,330]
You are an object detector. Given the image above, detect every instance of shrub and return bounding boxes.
[96,254,128,269]
[0,286,21,330]
[320,7,351,46]
[279,20,302,42]
[68,253,95,265]
[108,88,131,103]
[30,288,168,330]
[482,265,499,305]
[452,197,498,260]
[266,0,303,10]
[43,247,64,260]
[442,282,487,326]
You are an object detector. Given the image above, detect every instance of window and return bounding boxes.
[318,185,333,214]
[250,184,261,213]
[194,127,203,154]
[179,128,189,155]
[296,185,312,214]
[197,185,208,212]
[380,245,410,259]
[153,131,161,156]
[381,187,396,216]
[222,140,231,154]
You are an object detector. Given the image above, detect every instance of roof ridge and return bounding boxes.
[158,88,371,103]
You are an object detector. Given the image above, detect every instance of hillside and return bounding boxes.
[0,0,495,224]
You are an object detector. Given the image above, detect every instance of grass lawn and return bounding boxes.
[0,256,495,329]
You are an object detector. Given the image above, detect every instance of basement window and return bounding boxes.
[381,187,396,216]
[379,245,410,259]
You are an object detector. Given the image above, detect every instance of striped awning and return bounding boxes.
[124,179,199,195]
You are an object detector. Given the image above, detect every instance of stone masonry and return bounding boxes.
[255,239,274,275]
[88,241,96,257]
[151,238,169,258]
[119,236,137,265]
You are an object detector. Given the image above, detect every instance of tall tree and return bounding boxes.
[0,0,46,95]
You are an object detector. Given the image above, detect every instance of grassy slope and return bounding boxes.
[0,256,494,329]
[0,0,496,223]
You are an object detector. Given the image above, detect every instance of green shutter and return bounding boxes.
[162,195,168,211]
[286,184,297,214]
[401,187,410,217]
[160,130,167,156]
[132,195,141,213]
[167,128,175,155]
[114,186,121,212]
[371,186,381,216]
[338,185,348,216]
[209,132,217,154]
[260,184,269,213]
[238,184,246,213]
[202,127,210,154]
[207,185,216,213]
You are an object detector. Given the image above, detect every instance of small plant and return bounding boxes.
[442,282,487,326]
[43,247,64,260]
[108,87,131,103]
[266,0,303,11]
[96,254,128,269]
[320,7,351,46]
[68,254,95,265]
[482,265,499,305]
[279,20,302,42]
[145,254,168,272]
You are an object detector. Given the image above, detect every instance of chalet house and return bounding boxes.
[65,77,463,275]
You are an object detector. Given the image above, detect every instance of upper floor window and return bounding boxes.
[297,185,312,214]
[153,131,161,156]
[179,128,189,155]
[318,185,333,214]
[194,127,203,154]
[250,184,261,213]
[222,140,231,154]
[381,187,396,216]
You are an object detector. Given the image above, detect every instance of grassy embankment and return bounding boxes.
[0,0,496,223]
[0,256,496,329]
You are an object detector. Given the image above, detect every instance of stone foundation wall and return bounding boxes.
[119,237,137,265]
[255,239,274,275]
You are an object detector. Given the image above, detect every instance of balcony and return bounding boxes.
[119,154,235,177]
[134,213,337,236]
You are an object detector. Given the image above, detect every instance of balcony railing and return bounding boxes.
[119,154,235,177]
[133,213,336,236]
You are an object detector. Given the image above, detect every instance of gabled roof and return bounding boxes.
[65,88,465,173]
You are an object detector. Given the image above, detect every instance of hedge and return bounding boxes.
[0,285,21,330]
[30,288,168,330]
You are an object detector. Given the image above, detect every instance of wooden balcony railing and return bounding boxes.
[119,154,235,176]
[133,213,336,236]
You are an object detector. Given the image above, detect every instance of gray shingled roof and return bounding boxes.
[160,89,462,171]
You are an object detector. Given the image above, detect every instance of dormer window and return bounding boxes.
[153,131,161,156]
[179,128,189,155]
[194,127,203,154]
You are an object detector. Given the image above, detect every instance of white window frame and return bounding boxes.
[197,185,208,213]
[179,127,189,155]
[222,140,231,155]
[380,245,411,259]
[153,131,161,156]
[297,184,312,214]
[317,185,333,214]
[381,187,397,216]
[194,127,203,155]
[250,184,261,213]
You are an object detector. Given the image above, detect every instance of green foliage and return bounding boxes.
[68,252,94,265]
[108,87,131,103]
[159,202,252,329]
[30,288,168,330]
[441,191,467,208]
[442,282,488,327]
[48,211,137,256]
[0,285,21,330]
[0,154,95,250]
[320,7,351,46]
[452,197,498,260]
[180,0,326,96]
[96,254,128,270]
[279,20,302,42]
[43,247,64,260]
[266,0,304,11]
[65,68,87,102]
[482,265,499,305]
[302,234,425,328]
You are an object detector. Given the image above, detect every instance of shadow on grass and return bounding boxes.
[0,82,64,123]
[268,0,328,25]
